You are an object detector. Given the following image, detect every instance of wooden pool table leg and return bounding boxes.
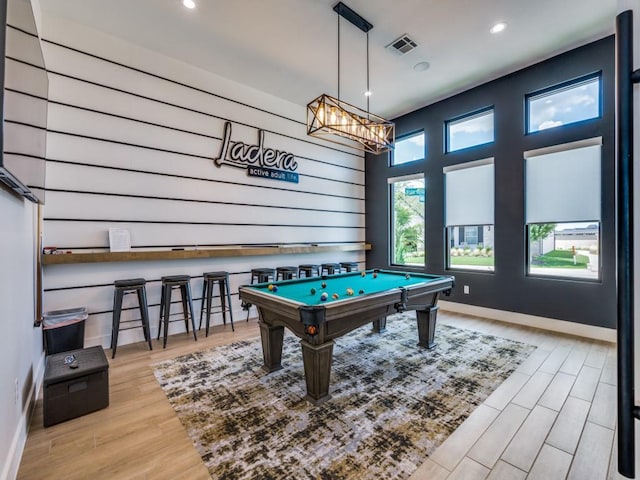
[300,339,334,405]
[416,305,439,349]
[259,322,284,372]
[371,316,387,333]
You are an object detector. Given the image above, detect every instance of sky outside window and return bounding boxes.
[392,132,425,165]
[528,77,600,133]
[447,109,494,152]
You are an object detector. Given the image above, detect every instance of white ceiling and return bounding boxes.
[38,0,617,119]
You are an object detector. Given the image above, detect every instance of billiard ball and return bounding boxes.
[332,293,339,299]
[345,288,354,296]
[267,284,274,291]
[321,281,327,288]
[405,273,411,279]
[310,288,316,295]
[320,292,328,301]
[361,271,366,277]
[358,289,365,294]
[373,272,378,278]
[272,285,278,292]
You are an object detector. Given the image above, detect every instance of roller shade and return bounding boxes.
[525,143,601,223]
[445,161,494,226]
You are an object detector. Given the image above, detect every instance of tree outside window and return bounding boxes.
[391,178,425,266]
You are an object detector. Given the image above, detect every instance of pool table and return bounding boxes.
[238,269,455,404]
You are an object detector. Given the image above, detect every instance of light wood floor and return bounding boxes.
[17,312,622,480]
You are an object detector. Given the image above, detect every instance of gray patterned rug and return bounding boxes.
[153,314,535,480]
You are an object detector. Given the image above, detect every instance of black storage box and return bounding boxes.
[43,308,88,355]
[43,346,109,427]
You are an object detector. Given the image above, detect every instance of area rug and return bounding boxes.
[153,313,535,480]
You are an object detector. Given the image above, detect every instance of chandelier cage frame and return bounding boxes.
[306,1,395,155]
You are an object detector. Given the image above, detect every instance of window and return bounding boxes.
[444,159,495,271]
[392,131,425,165]
[446,108,494,153]
[390,175,425,266]
[525,138,601,280]
[463,227,478,245]
[527,75,600,133]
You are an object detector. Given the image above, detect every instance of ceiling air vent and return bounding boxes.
[386,34,418,55]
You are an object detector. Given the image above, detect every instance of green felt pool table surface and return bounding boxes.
[246,269,446,306]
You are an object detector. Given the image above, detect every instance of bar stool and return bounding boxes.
[111,278,153,359]
[158,275,197,348]
[276,266,298,280]
[340,262,359,272]
[298,264,320,278]
[250,268,276,284]
[321,263,342,275]
[199,271,234,337]
[242,268,276,322]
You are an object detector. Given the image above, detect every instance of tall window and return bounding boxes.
[446,108,494,153]
[392,131,425,166]
[390,175,425,266]
[527,75,601,133]
[525,138,601,280]
[444,159,495,271]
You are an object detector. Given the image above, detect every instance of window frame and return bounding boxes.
[445,224,495,272]
[443,158,495,272]
[391,130,425,166]
[525,72,602,135]
[445,106,495,153]
[524,137,603,282]
[525,221,601,282]
[388,173,426,269]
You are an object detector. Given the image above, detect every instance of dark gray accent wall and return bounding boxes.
[365,36,615,329]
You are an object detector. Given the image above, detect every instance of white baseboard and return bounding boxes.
[439,300,616,343]
[1,352,45,480]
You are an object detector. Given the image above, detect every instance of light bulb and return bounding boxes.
[490,22,506,34]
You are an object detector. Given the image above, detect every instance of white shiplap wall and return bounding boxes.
[40,17,366,348]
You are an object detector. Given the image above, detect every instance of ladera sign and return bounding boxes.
[212,121,299,183]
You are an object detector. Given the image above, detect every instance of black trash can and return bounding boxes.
[43,308,88,355]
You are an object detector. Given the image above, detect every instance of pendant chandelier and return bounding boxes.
[306,2,394,155]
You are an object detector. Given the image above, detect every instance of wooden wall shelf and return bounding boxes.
[42,243,372,265]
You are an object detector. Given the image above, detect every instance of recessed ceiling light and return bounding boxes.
[490,22,506,34]
[364,90,372,97]
[183,0,196,9]
[413,61,430,72]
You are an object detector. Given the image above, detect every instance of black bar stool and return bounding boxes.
[276,266,298,280]
[199,271,234,337]
[321,263,342,275]
[250,268,276,284]
[243,268,276,322]
[298,264,320,278]
[158,275,197,348]
[111,278,153,359]
[340,262,359,272]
